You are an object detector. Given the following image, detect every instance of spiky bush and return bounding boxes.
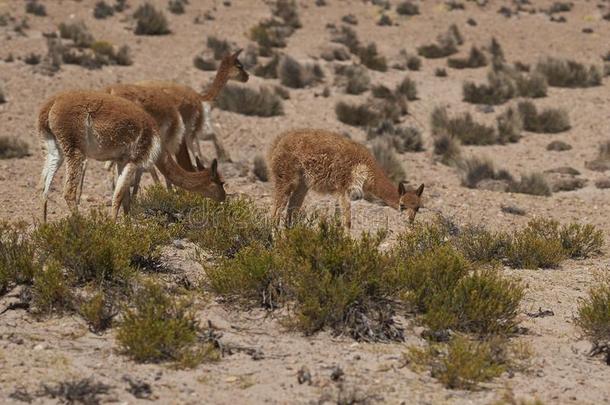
[505,218,565,269]
[448,46,488,69]
[396,76,418,100]
[433,133,461,165]
[535,57,602,88]
[463,69,547,105]
[430,107,497,145]
[117,282,219,367]
[576,277,610,352]
[518,101,570,133]
[496,107,523,144]
[59,21,95,48]
[278,55,324,88]
[358,42,388,71]
[509,172,552,196]
[367,121,424,153]
[0,222,39,295]
[459,156,513,189]
[371,138,406,183]
[168,0,186,14]
[0,136,30,159]
[335,101,381,127]
[93,1,114,19]
[335,64,370,95]
[417,25,461,59]
[215,85,284,117]
[134,3,170,35]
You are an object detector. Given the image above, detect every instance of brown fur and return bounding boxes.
[38,90,225,222]
[138,50,249,169]
[268,129,425,228]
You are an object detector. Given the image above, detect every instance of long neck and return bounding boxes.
[156,151,210,191]
[370,168,400,210]
[200,66,230,101]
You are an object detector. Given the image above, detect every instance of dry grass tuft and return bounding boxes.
[535,57,602,88]
[0,136,30,159]
[216,85,284,117]
[518,101,570,133]
[134,3,170,35]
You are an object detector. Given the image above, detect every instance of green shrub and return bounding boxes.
[505,218,565,269]
[0,136,30,159]
[367,121,423,153]
[0,222,39,294]
[509,172,552,196]
[496,107,522,144]
[93,1,114,19]
[59,21,95,48]
[33,211,169,287]
[456,225,510,263]
[335,101,381,127]
[215,84,284,117]
[431,107,497,145]
[405,336,507,390]
[576,278,610,349]
[396,1,419,15]
[371,138,406,183]
[448,46,488,69]
[31,261,73,314]
[117,282,219,367]
[278,55,324,88]
[518,101,570,133]
[80,292,115,333]
[535,57,602,88]
[134,3,170,35]
[559,223,604,259]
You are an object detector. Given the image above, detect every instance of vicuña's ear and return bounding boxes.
[398,181,407,196]
[232,49,243,58]
[416,183,425,197]
[195,156,205,171]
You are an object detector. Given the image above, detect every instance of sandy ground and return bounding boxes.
[1,0,610,403]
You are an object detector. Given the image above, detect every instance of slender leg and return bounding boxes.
[104,161,116,192]
[63,151,86,214]
[149,167,161,184]
[131,168,143,200]
[76,159,87,205]
[175,139,195,171]
[272,189,290,226]
[41,137,64,222]
[112,162,137,220]
[286,179,308,227]
[338,193,352,229]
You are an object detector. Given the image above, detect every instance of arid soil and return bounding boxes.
[1,0,610,404]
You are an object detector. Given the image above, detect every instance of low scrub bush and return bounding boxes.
[207,36,231,60]
[456,225,510,264]
[535,57,602,88]
[278,55,324,88]
[25,1,46,16]
[0,136,30,159]
[33,211,170,287]
[215,84,284,117]
[253,155,269,181]
[134,3,170,35]
[357,42,388,71]
[396,1,419,15]
[431,107,497,145]
[94,1,115,19]
[273,0,301,29]
[463,69,547,105]
[394,50,422,71]
[168,0,187,14]
[117,282,219,367]
[459,156,513,189]
[509,172,552,196]
[505,218,566,269]
[448,46,488,69]
[396,76,418,100]
[433,133,462,165]
[496,107,523,144]
[576,277,610,355]
[31,261,73,315]
[367,121,424,153]
[371,138,406,183]
[253,53,279,78]
[334,64,370,94]
[546,140,571,151]
[518,101,570,133]
[335,101,381,127]
[59,21,95,48]
[0,222,39,294]
[417,25,462,59]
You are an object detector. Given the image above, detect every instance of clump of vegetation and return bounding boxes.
[396,76,418,100]
[253,155,269,182]
[518,101,570,133]
[358,42,388,71]
[249,20,289,50]
[215,85,284,117]
[25,1,46,17]
[206,36,231,60]
[320,45,350,62]
[367,121,424,153]
[586,141,610,172]
[547,140,572,151]
[448,46,488,69]
[433,133,462,165]
[59,21,95,48]
[396,1,419,15]
[405,336,522,390]
[431,107,497,145]
[496,107,523,144]
[335,64,370,94]
[394,50,422,71]
[0,136,30,159]
[134,3,170,35]
[253,53,279,78]
[510,172,552,197]
[435,67,448,77]
[463,67,547,105]
[94,1,115,19]
[459,156,513,189]
[417,25,462,59]
[168,0,187,14]
[0,84,5,104]
[273,0,301,29]
[33,211,169,287]
[330,25,360,54]
[117,282,219,367]
[278,55,324,89]
[371,138,406,183]
[335,101,381,127]
[31,261,73,315]
[535,57,602,88]
[0,222,39,295]
[576,277,610,361]
[505,218,564,269]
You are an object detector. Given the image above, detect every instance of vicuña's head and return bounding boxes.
[219,49,249,83]
[195,157,226,202]
[398,183,425,223]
